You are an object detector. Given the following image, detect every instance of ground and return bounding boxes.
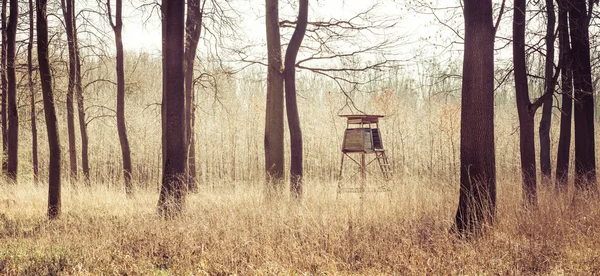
[1,179,600,275]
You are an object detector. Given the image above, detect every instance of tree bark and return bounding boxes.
[6,0,18,183]
[539,0,556,187]
[184,0,204,193]
[453,0,496,237]
[264,0,285,196]
[108,0,132,195]
[1,0,7,177]
[158,0,187,218]
[555,0,573,193]
[569,0,596,193]
[513,0,537,206]
[75,46,89,182]
[37,0,62,219]
[62,0,78,180]
[284,0,308,199]
[29,0,39,184]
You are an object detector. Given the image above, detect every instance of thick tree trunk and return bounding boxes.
[539,0,556,187]
[513,0,537,206]
[264,0,285,196]
[184,0,204,193]
[284,0,308,199]
[161,0,167,179]
[62,0,78,180]
[453,0,496,237]
[158,0,187,218]
[6,0,18,183]
[29,0,39,184]
[108,0,133,195]
[37,0,62,219]
[1,0,7,177]
[555,0,573,193]
[569,0,596,193]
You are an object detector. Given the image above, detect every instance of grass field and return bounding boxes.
[2,55,600,274]
[1,178,600,275]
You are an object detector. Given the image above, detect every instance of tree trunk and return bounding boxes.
[555,0,573,193]
[108,0,132,195]
[184,0,204,193]
[539,0,556,187]
[29,0,39,184]
[158,0,187,218]
[75,50,89,182]
[264,0,285,196]
[453,0,496,237]
[62,0,78,180]
[37,0,62,219]
[284,0,308,199]
[513,0,537,206]
[6,0,18,183]
[569,0,596,193]
[1,0,7,177]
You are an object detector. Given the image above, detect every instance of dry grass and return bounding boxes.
[3,54,600,274]
[2,179,600,275]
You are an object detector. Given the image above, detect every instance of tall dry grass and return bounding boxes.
[2,178,600,274]
[2,54,600,274]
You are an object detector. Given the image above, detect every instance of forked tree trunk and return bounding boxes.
[284,0,308,199]
[513,0,537,206]
[158,0,187,218]
[264,0,285,196]
[569,0,596,193]
[184,0,204,193]
[63,0,89,182]
[6,0,18,183]
[37,0,62,219]
[29,0,39,184]
[555,0,573,193]
[108,0,133,195]
[62,0,78,180]
[453,0,496,237]
[539,0,556,187]
[1,0,7,177]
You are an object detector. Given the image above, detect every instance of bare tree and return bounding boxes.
[37,0,62,219]
[453,0,496,237]
[64,0,91,182]
[555,0,573,192]
[512,0,561,206]
[76,40,90,182]
[539,0,556,187]
[284,0,308,199]
[107,0,133,195]
[6,0,18,183]
[570,0,597,194]
[1,0,7,177]
[264,0,285,195]
[62,0,78,180]
[157,0,187,217]
[29,0,39,184]
[184,0,206,193]
[513,0,537,206]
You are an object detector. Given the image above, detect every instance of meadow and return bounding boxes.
[1,55,600,274]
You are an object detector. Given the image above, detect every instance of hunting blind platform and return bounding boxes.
[338,114,393,196]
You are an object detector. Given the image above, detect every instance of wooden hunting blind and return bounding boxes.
[338,115,393,195]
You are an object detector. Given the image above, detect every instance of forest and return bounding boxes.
[1,0,600,274]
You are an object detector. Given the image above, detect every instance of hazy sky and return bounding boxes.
[114,0,460,60]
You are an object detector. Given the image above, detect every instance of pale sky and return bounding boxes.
[112,0,459,61]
